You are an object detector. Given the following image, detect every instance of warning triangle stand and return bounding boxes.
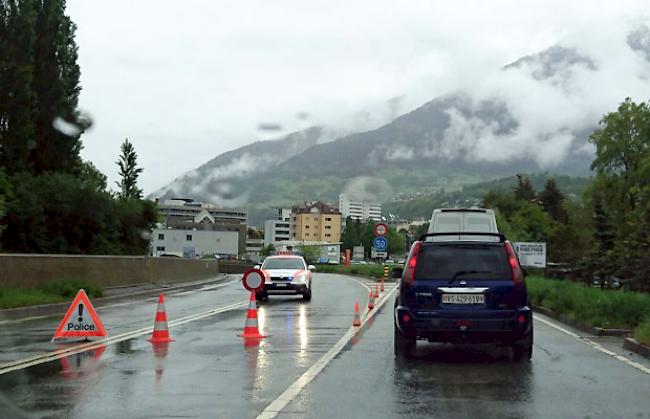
[52,289,108,342]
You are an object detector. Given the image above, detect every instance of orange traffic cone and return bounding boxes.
[149,294,174,343]
[374,283,379,299]
[381,277,385,292]
[240,292,267,339]
[368,289,375,310]
[352,300,361,326]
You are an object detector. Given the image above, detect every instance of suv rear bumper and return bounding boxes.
[395,305,532,344]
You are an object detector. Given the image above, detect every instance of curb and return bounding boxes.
[0,274,231,322]
[623,338,650,359]
[531,305,632,337]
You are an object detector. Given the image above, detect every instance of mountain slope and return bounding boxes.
[152,24,650,225]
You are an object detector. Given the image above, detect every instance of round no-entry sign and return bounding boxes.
[374,223,388,237]
[242,269,265,292]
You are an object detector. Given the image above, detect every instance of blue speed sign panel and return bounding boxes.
[373,236,388,252]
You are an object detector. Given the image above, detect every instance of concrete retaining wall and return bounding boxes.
[0,254,220,288]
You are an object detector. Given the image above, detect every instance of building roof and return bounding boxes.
[292,201,341,215]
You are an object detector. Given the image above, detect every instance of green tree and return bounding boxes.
[341,217,362,251]
[509,202,557,242]
[538,178,567,223]
[261,243,275,256]
[298,244,320,264]
[587,98,650,284]
[514,174,536,202]
[31,0,88,173]
[116,138,143,199]
[0,0,37,174]
[588,193,616,289]
[76,160,107,192]
[589,98,650,210]
[247,227,262,239]
[387,228,406,257]
[0,167,12,239]
[616,202,650,291]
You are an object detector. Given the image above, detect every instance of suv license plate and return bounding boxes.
[274,283,287,287]
[441,294,484,304]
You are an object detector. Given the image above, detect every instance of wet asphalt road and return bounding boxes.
[1,273,649,419]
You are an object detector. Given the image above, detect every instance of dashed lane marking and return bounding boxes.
[535,315,650,376]
[256,277,397,419]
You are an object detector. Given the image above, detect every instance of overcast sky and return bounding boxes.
[67,0,649,194]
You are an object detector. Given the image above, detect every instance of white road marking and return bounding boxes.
[535,315,650,375]
[0,300,247,375]
[256,278,397,419]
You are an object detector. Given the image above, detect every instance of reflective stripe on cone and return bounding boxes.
[368,289,375,310]
[149,294,174,343]
[240,292,267,339]
[352,300,361,327]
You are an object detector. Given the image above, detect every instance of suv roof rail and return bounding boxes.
[437,208,491,213]
[418,232,506,242]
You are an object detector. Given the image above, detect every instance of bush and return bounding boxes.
[0,279,103,309]
[315,264,387,278]
[634,320,650,346]
[527,276,650,329]
[39,278,103,299]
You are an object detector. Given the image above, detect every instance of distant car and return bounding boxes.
[428,208,498,240]
[393,231,533,361]
[397,259,406,265]
[385,259,395,264]
[255,255,314,301]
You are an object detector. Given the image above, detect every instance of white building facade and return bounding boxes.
[338,194,382,222]
[263,208,292,247]
[151,228,240,258]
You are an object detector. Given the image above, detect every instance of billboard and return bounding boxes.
[513,242,546,268]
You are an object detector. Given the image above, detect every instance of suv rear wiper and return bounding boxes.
[449,270,490,285]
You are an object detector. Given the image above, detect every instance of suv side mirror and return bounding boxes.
[308,265,316,271]
[391,267,403,278]
[254,265,261,270]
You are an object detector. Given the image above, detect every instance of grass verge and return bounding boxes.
[634,321,650,346]
[0,279,104,309]
[527,276,650,346]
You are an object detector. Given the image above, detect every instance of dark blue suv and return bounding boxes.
[393,232,533,361]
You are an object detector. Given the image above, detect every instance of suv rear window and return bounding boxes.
[414,244,509,281]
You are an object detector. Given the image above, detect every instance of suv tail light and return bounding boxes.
[403,241,422,286]
[504,241,524,286]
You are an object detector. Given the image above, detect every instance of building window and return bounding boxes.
[158,233,164,240]
[186,234,193,241]
[325,234,331,238]
[156,246,165,251]
[305,233,309,237]
[325,225,331,229]
[314,217,319,221]
[305,225,309,229]
[325,217,332,221]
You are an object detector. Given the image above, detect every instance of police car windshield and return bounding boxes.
[262,258,305,270]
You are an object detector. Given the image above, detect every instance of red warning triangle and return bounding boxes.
[52,289,107,341]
